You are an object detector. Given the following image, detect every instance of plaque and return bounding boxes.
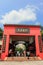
[16,28,30,33]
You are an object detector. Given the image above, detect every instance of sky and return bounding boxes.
[0,0,43,28]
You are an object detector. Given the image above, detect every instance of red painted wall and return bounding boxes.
[4,25,40,36]
[1,25,43,60]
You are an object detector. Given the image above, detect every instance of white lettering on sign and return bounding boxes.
[16,28,30,33]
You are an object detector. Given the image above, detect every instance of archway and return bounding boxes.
[8,35,36,57]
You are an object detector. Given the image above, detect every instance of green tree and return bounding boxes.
[0,28,3,37]
[41,30,43,35]
[41,30,43,42]
[41,26,43,35]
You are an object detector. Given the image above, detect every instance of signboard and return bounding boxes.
[16,28,30,33]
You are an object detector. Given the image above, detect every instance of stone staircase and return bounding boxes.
[4,57,42,61]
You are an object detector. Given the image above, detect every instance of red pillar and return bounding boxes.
[5,35,10,57]
[1,35,10,60]
[35,35,40,56]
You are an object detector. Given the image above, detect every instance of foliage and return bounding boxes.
[15,47,23,53]
[41,30,43,41]
[15,44,26,53]
[41,30,43,36]
[0,28,3,37]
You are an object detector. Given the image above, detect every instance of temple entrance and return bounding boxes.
[8,36,36,57]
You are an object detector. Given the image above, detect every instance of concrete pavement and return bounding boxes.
[0,61,43,65]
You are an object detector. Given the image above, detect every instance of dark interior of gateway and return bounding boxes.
[8,36,36,57]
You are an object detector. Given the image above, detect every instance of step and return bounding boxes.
[4,57,42,61]
[5,57,28,61]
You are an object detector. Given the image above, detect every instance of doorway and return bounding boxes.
[8,36,36,57]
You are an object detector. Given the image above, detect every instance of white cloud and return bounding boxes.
[0,5,37,24]
[26,5,40,11]
[35,22,40,25]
